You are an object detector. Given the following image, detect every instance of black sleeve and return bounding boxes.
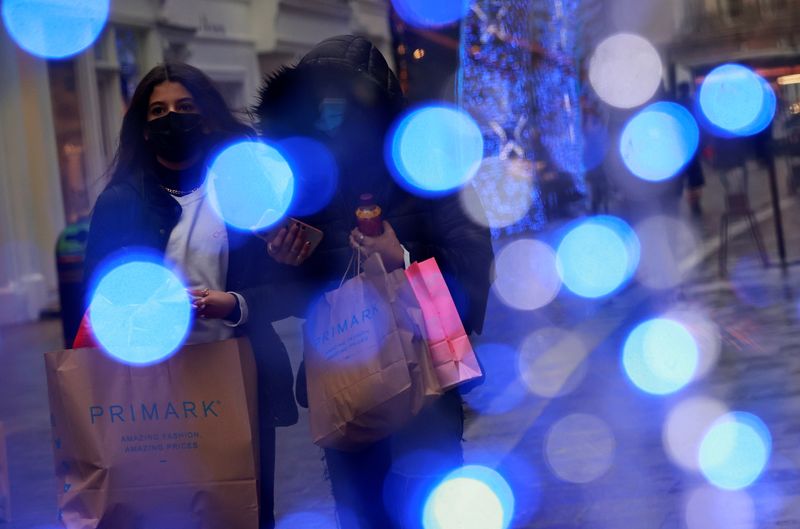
[426,187,494,335]
[239,275,315,323]
[82,185,137,309]
[226,234,301,425]
[231,235,318,324]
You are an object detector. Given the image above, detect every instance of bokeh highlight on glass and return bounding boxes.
[207,140,295,232]
[2,0,110,59]
[699,412,772,490]
[423,465,514,529]
[620,102,700,182]
[556,215,640,298]
[622,318,699,395]
[386,104,484,197]
[88,254,192,366]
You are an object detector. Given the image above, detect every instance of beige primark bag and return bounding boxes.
[303,253,442,451]
[0,421,9,523]
[44,338,260,529]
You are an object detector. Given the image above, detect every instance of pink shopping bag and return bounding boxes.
[405,258,483,390]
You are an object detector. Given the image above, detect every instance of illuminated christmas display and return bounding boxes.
[459,0,587,235]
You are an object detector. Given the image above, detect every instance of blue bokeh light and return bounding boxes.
[699,412,772,490]
[2,0,109,59]
[207,140,295,231]
[423,465,514,529]
[387,104,484,197]
[467,451,541,528]
[88,254,191,366]
[699,64,776,137]
[392,0,470,28]
[556,215,640,298]
[622,318,699,395]
[620,101,700,182]
[384,450,463,528]
[277,137,338,217]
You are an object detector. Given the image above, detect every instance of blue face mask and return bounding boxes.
[315,98,347,135]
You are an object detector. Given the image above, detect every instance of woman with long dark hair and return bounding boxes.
[83,62,297,529]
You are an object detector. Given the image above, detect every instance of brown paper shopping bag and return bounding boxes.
[303,253,442,452]
[0,421,9,523]
[44,338,260,529]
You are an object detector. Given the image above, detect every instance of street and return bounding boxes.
[1,161,799,529]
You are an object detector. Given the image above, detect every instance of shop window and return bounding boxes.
[115,27,142,107]
[95,26,144,165]
[214,80,245,112]
[49,25,147,224]
[48,60,91,224]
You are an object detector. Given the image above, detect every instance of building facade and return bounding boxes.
[0,0,390,325]
[670,0,800,83]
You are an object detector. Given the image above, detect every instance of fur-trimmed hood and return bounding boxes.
[253,35,405,138]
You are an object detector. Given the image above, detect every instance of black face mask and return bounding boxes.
[144,112,207,163]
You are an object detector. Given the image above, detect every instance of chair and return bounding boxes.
[718,165,769,276]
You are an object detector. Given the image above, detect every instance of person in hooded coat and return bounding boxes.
[254,36,494,528]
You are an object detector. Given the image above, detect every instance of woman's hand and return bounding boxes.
[350,221,405,271]
[265,223,313,266]
[189,289,237,320]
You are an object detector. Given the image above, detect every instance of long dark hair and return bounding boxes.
[110,62,252,183]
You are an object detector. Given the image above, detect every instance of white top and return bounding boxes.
[165,184,247,345]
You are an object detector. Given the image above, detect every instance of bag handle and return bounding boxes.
[338,247,362,288]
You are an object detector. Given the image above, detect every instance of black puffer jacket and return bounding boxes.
[255,35,494,403]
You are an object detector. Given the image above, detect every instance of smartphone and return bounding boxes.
[254,217,324,255]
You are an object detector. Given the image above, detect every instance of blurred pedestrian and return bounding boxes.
[582,102,611,215]
[82,62,297,529]
[255,35,494,529]
[677,82,706,216]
